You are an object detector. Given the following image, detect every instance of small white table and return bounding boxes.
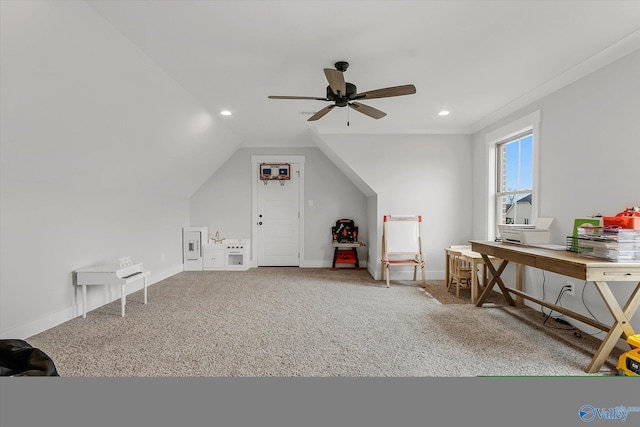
[75,262,150,318]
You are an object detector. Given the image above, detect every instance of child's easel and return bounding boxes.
[380,215,425,288]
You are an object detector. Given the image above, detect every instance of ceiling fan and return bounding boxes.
[268,61,416,122]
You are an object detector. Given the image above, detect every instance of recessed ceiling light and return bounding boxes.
[220,110,232,116]
[438,110,450,116]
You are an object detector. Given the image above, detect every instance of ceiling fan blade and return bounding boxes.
[307,105,336,121]
[323,69,346,96]
[349,102,387,119]
[268,95,329,101]
[354,84,416,100]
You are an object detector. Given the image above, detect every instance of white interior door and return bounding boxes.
[257,164,300,266]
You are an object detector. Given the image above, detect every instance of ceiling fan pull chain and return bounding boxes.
[347,104,350,127]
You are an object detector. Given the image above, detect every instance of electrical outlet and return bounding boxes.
[565,281,574,296]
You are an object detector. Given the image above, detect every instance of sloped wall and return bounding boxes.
[0,2,241,337]
[316,133,474,280]
[471,50,640,336]
[190,147,369,266]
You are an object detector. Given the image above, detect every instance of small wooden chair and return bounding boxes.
[445,245,471,289]
[447,249,473,298]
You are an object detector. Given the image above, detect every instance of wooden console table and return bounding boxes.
[470,240,640,373]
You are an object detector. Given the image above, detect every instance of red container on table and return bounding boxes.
[603,209,640,230]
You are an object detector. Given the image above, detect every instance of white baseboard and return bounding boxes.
[1,305,78,342]
[1,264,183,340]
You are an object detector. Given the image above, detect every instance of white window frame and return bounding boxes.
[485,110,541,241]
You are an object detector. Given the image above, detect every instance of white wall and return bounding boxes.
[0,1,241,198]
[471,50,640,336]
[0,2,241,338]
[3,0,636,344]
[365,194,379,278]
[0,179,189,338]
[190,147,369,266]
[317,133,473,280]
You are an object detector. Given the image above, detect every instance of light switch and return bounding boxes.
[308,200,314,207]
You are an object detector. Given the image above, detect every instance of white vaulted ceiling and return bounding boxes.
[2,1,639,197]
[86,0,640,141]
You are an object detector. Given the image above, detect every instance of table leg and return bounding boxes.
[82,285,87,318]
[516,263,524,305]
[353,248,360,270]
[475,256,515,307]
[586,281,640,373]
[331,248,338,270]
[121,284,126,317]
[471,259,479,304]
[444,250,451,289]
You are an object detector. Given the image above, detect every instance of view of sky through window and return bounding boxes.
[505,135,532,197]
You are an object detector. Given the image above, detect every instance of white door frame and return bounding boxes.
[251,155,305,268]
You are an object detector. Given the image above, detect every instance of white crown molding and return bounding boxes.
[315,125,473,135]
[470,29,640,134]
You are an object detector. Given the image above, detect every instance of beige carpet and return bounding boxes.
[26,267,622,377]
[421,279,505,305]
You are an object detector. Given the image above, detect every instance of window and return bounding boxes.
[485,110,540,240]
[496,133,533,226]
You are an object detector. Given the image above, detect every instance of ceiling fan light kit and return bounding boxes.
[268,61,416,122]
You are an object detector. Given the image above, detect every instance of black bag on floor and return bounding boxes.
[0,339,59,376]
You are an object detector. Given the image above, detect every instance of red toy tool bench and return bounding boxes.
[331,219,364,270]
